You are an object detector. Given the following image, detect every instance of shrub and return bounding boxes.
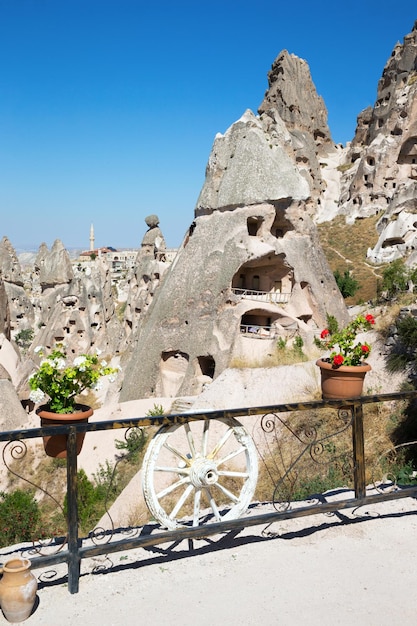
[0,489,40,547]
[146,404,165,417]
[382,259,409,297]
[63,468,115,533]
[326,314,339,336]
[334,269,360,298]
[387,314,417,373]
[15,328,34,351]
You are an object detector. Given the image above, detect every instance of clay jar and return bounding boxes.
[0,558,38,623]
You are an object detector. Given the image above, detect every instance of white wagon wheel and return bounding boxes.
[142,417,258,530]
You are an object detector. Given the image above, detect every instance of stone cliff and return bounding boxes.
[120,104,348,401]
[337,20,417,264]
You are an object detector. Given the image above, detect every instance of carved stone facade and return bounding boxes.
[337,20,417,264]
[120,106,348,401]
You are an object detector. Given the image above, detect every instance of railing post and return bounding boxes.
[66,426,80,594]
[352,403,366,499]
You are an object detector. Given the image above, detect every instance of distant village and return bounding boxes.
[75,223,177,278]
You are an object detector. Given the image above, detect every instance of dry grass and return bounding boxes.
[375,293,417,336]
[126,501,152,527]
[255,399,399,503]
[317,214,383,304]
[230,346,308,369]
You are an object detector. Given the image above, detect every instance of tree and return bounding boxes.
[334,269,360,298]
[14,328,34,351]
[382,259,409,296]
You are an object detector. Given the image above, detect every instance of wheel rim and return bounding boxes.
[142,417,258,530]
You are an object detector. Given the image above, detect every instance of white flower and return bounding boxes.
[92,380,103,391]
[48,357,66,370]
[95,347,102,356]
[29,388,45,403]
[108,375,116,383]
[74,356,87,371]
[73,356,87,367]
[100,360,107,367]
[34,345,43,354]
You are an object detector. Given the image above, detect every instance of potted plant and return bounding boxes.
[29,344,120,457]
[316,313,376,399]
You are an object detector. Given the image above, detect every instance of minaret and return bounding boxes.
[90,224,95,251]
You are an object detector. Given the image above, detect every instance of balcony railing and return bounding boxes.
[240,324,276,338]
[232,288,290,304]
[1,391,417,595]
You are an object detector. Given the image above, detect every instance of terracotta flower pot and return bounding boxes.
[36,404,93,458]
[0,558,38,623]
[316,359,371,400]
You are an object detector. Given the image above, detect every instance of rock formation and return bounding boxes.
[0,236,33,339]
[122,215,171,345]
[258,49,334,208]
[337,20,417,264]
[120,104,348,401]
[28,239,123,358]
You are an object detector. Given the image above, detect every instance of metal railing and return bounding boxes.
[1,390,417,594]
[232,288,291,304]
[240,324,276,338]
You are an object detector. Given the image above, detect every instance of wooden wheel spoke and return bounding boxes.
[208,427,234,459]
[184,423,197,458]
[170,484,194,519]
[156,476,190,499]
[155,465,189,475]
[201,420,210,456]
[204,487,222,521]
[213,481,239,503]
[216,445,246,467]
[217,470,249,478]
[192,489,202,527]
[163,442,191,465]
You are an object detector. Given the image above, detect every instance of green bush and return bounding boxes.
[0,489,40,547]
[382,259,409,297]
[146,404,165,417]
[334,269,360,298]
[387,314,417,372]
[63,467,116,533]
[276,337,286,350]
[326,314,339,335]
[14,328,34,350]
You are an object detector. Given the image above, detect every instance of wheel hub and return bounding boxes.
[189,457,218,488]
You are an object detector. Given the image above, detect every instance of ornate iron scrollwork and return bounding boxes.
[1,440,67,555]
[372,440,417,493]
[89,427,147,546]
[257,406,354,511]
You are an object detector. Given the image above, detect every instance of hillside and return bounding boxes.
[318,215,384,305]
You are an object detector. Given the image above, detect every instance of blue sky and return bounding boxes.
[0,1,416,251]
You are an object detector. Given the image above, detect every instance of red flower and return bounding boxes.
[333,354,344,366]
[320,329,330,339]
[365,314,375,325]
[361,345,370,353]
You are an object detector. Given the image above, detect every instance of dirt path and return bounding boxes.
[2,494,417,626]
